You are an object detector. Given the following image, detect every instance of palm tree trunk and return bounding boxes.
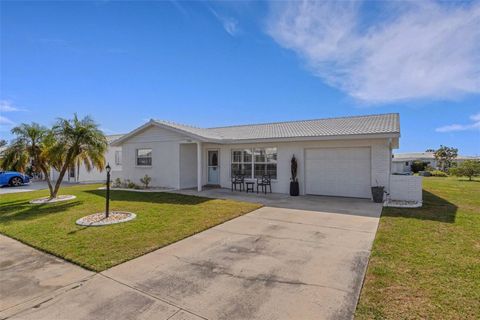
[51,150,74,199]
[39,165,55,197]
[51,164,69,199]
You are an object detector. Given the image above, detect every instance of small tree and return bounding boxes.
[140,174,152,189]
[1,123,56,195]
[425,148,436,152]
[434,145,458,171]
[410,160,429,173]
[449,160,480,181]
[2,116,107,199]
[49,114,107,198]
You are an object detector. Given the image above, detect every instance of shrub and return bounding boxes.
[410,160,429,173]
[449,160,480,181]
[140,174,152,189]
[430,170,448,177]
[113,178,122,188]
[127,180,137,189]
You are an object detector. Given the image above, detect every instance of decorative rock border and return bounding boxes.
[76,211,136,226]
[30,195,77,204]
[384,200,422,208]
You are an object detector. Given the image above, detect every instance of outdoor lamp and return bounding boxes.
[105,163,111,218]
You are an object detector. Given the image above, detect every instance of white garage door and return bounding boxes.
[305,147,371,198]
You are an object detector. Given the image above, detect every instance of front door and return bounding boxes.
[207,150,219,185]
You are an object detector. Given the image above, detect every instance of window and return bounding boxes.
[254,148,277,179]
[136,149,152,166]
[231,148,277,179]
[405,161,409,166]
[231,149,252,177]
[69,167,75,178]
[115,151,122,165]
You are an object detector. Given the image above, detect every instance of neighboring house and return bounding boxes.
[392,152,480,173]
[50,134,124,183]
[111,113,421,202]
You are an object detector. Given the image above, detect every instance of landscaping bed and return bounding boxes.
[356,177,480,319]
[0,184,261,271]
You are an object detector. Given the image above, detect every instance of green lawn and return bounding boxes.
[0,184,261,271]
[356,177,480,319]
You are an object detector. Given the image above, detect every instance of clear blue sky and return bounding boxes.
[1,1,479,155]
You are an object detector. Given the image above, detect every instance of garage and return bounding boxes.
[305,147,372,198]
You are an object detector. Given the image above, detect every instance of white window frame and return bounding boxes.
[231,149,252,178]
[115,150,122,165]
[231,147,277,180]
[136,148,152,167]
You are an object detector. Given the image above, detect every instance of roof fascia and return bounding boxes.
[217,132,400,144]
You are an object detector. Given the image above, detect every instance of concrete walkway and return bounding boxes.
[1,194,382,320]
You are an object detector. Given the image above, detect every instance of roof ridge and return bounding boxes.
[155,119,206,130]
[207,113,399,130]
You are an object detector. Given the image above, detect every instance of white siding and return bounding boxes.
[51,145,122,183]
[179,143,197,189]
[120,126,191,189]
[389,175,422,202]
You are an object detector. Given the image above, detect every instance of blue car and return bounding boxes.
[0,171,31,187]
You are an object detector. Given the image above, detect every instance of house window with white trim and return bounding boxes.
[136,149,152,166]
[115,151,122,165]
[231,148,277,179]
[231,149,252,177]
[254,148,277,179]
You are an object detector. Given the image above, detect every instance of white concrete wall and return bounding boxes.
[179,143,197,189]
[392,161,408,173]
[203,138,392,196]
[389,175,422,202]
[75,146,122,182]
[120,126,191,189]
[51,146,122,183]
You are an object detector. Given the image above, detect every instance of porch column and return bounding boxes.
[197,141,202,191]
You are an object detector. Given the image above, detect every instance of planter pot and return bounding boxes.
[290,181,299,196]
[371,186,385,203]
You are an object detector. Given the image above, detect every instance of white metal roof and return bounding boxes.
[153,113,400,141]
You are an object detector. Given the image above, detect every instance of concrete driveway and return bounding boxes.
[0,181,79,195]
[0,182,47,195]
[1,194,382,320]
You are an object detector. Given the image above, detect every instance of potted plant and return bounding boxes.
[371,182,385,203]
[290,155,299,196]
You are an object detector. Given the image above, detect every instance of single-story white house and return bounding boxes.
[110,113,421,202]
[392,152,480,173]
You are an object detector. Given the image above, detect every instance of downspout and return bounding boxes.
[387,138,392,198]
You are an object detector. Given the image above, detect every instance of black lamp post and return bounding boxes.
[105,163,111,218]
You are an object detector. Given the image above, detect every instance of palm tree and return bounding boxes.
[0,142,30,172]
[1,123,56,195]
[49,114,107,198]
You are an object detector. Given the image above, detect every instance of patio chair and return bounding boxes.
[231,175,245,191]
[256,175,272,194]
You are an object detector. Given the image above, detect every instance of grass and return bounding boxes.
[0,184,261,271]
[356,177,480,319]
